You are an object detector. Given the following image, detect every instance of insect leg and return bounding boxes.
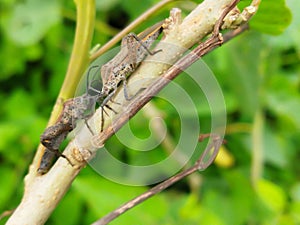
[100,104,118,132]
[98,92,119,132]
[123,79,146,101]
[58,152,74,167]
[84,117,95,135]
[101,106,104,132]
[129,33,162,55]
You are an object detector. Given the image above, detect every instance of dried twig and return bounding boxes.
[90,0,174,61]
[92,134,223,225]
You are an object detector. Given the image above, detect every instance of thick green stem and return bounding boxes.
[31,0,95,173]
[6,1,96,224]
[60,0,95,99]
[47,0,95,126]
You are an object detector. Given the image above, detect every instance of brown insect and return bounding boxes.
[38,66,101,173]
[38,21,164,174]
[92,21,164,131]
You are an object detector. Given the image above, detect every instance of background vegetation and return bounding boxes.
[0,0,299,224]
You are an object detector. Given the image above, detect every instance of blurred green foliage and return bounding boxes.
[0,0,299,224]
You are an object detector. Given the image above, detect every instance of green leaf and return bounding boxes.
[213,33,262,118]
[291,183,300,202]
[263,126,290,168]
[52,191,84,225]
[283,0,300,53]
[179,194,224,225]
[256,179,286,213]
[290,202,300,224]
[0,89,45,155]
[265,75,300,130]
[3,89,35,119]
[4,0,60,46]
[249,0,292,35]
[0,38,26,80]
[0,123,19,152]
[201,170,255,225]
[0,168,18,210]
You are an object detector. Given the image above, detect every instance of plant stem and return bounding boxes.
[6,1,95,224]
[89,0,174,61]
[31,0,95,174]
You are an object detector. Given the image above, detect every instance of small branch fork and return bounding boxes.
[92,134,224,225]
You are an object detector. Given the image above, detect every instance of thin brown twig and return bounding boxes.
[92,134,223,225]
[89,0,174,61]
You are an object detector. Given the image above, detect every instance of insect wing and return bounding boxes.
[100,42,130,85]
[137,20,164,40]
